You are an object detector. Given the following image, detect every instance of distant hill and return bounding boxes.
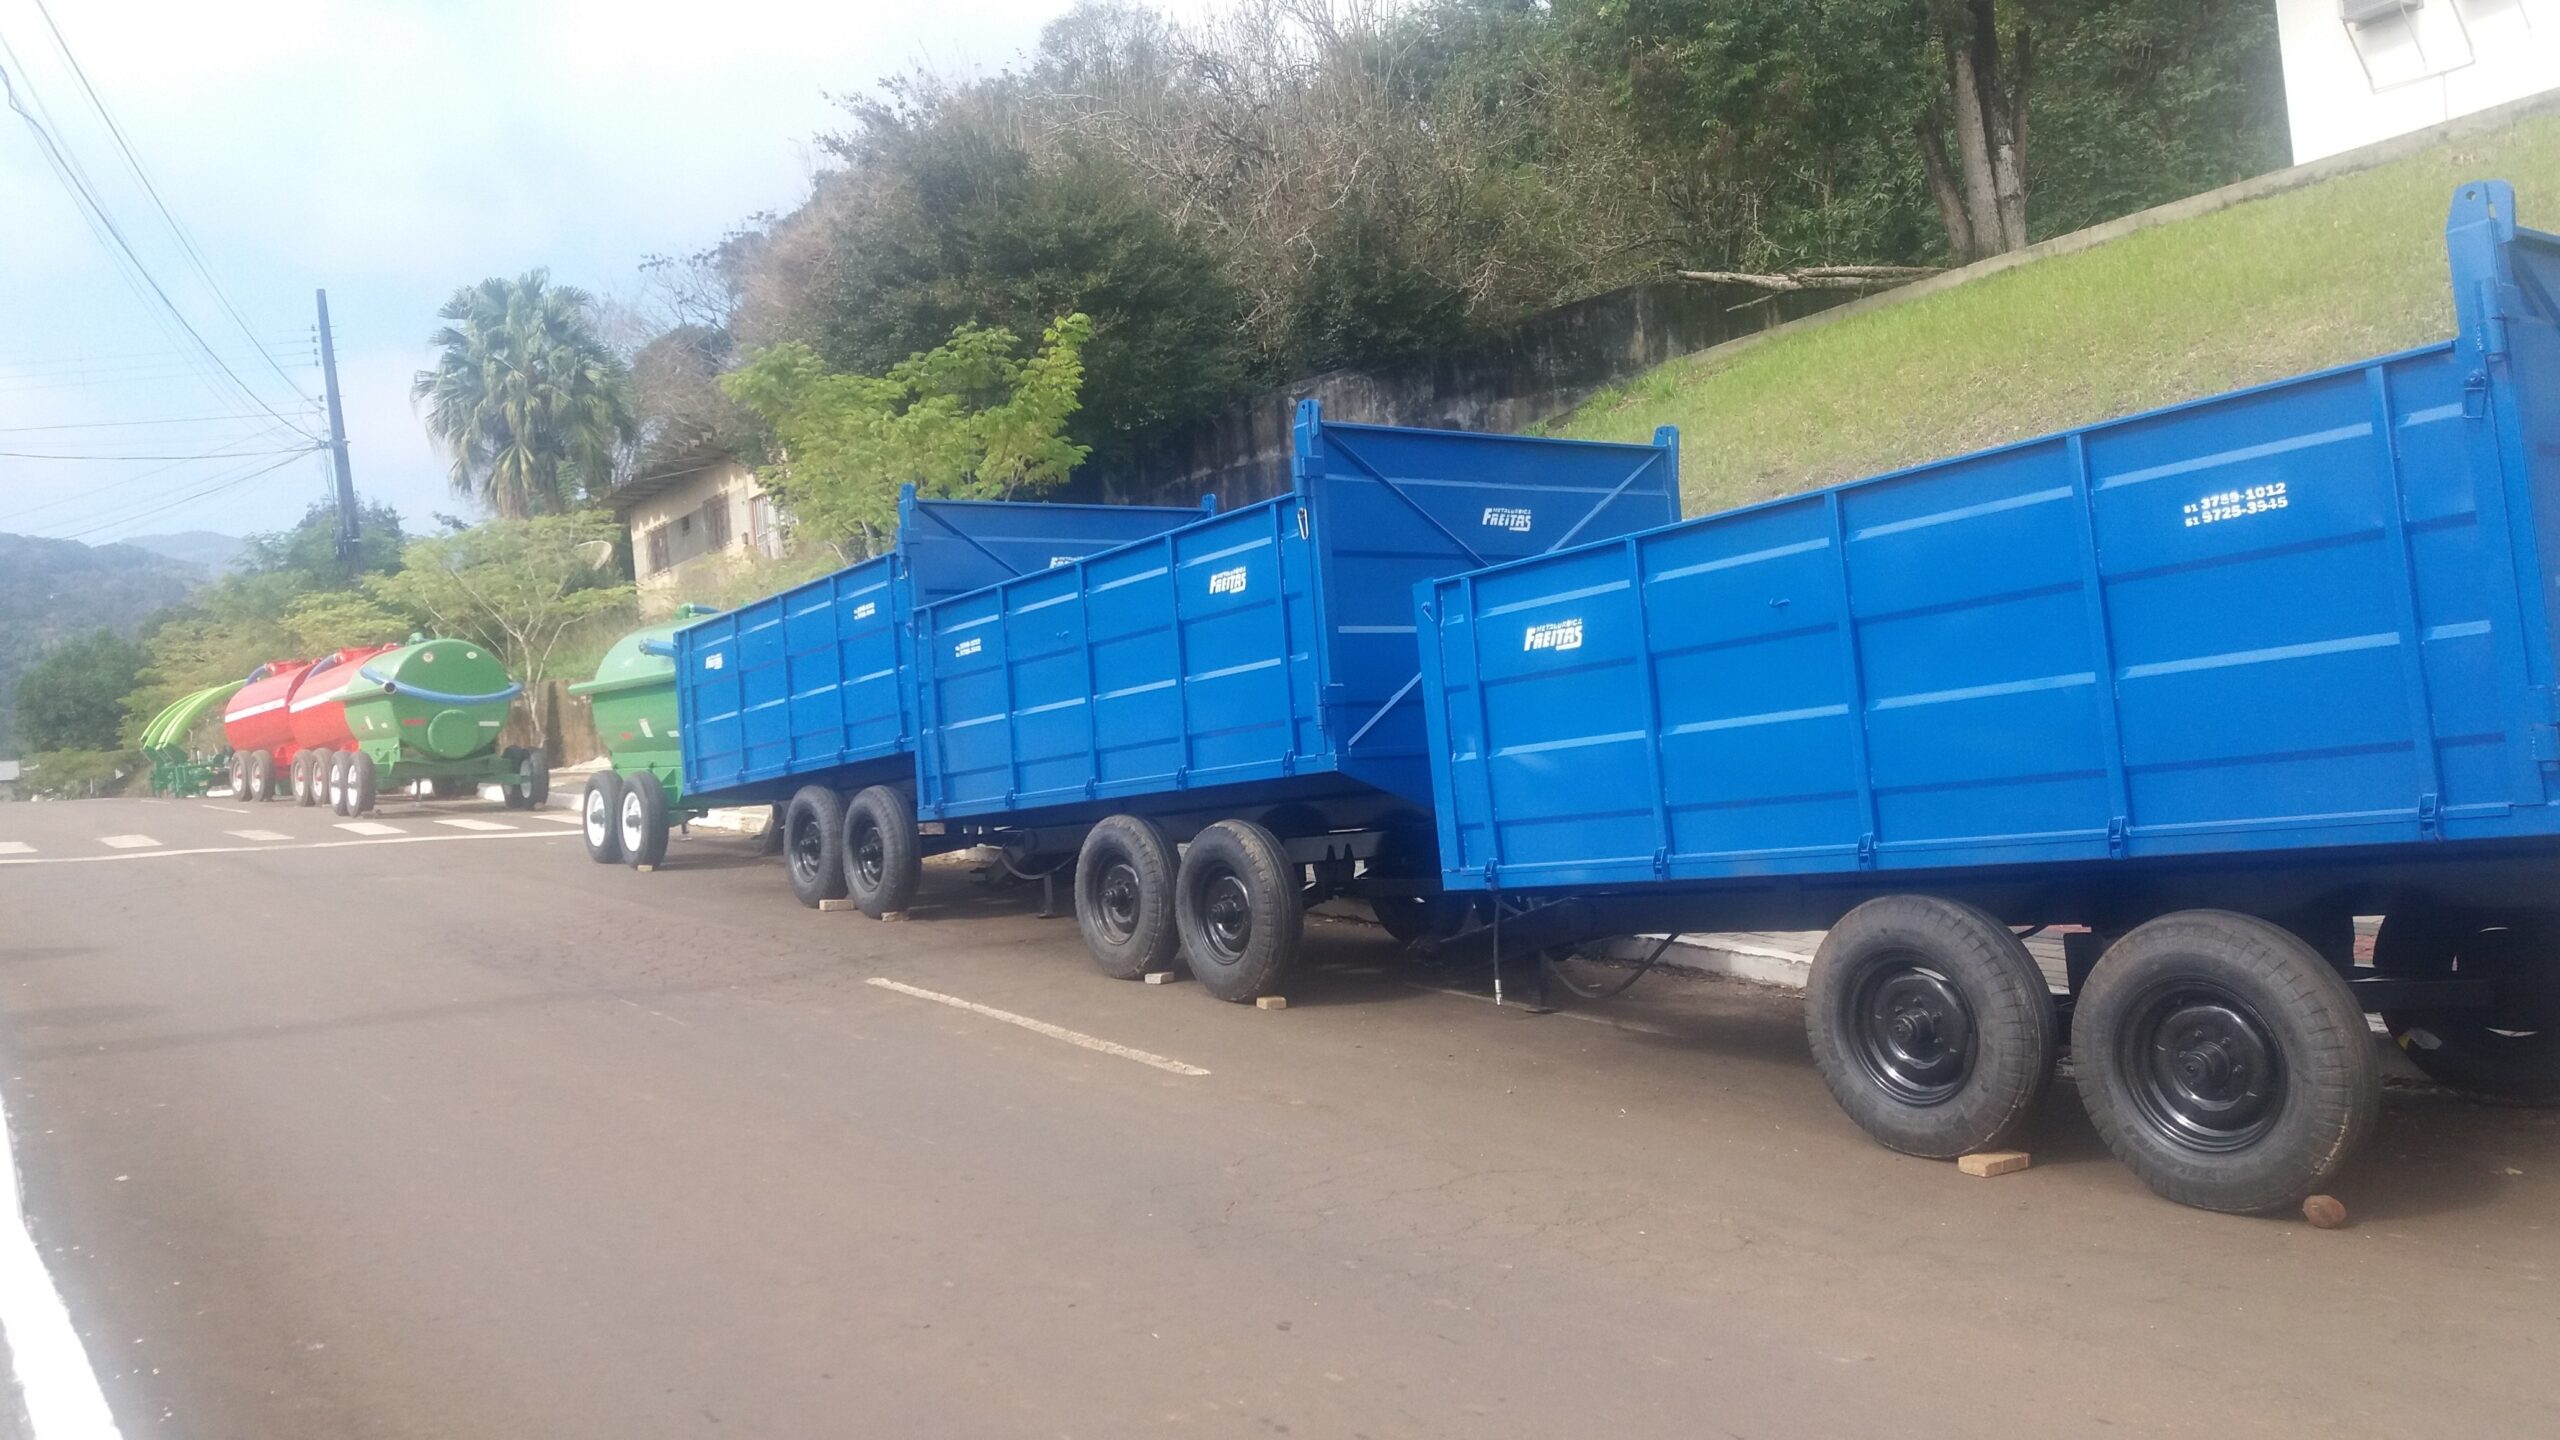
[119,529,245,573]
[0,533,205,756]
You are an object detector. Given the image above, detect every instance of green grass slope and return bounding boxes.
[1556,113,2560,516]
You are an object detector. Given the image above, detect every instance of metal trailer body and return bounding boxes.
[911,401,1682,839]
[1410,180,2560,1212]
[671,488,1215,814]
[573,614,697,806]
[328,638,534,808]
[903,402,1679,997]
[218,658,316,801]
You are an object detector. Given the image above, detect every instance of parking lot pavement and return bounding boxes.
[3,797,2559,1438]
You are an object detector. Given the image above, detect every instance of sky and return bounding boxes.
[0,0,1210,549]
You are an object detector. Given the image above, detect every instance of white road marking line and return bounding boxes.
[0,831,574,866]
[434,818,516,832]
[865,978,1211,1077]
[223,830,293,842]
[96,836,158,850]
[200,804,252,815]
[0,1087,125,1439]
[532,812,585,825]
[333,821,403,837]
[0,844,30,856]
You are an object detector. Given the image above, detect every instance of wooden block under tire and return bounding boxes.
[1143,971,1179,985]
[1957,1150,2031,1178]
[818,898,856,912]
[1256,996,1288,1010]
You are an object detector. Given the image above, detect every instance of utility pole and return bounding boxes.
[315,288,359,562]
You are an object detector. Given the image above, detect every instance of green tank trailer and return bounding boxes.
[307,637,549,816]
[568,606,713,867]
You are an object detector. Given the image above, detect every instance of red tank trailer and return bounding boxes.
[278,645,397,805]
[220,658,314,801]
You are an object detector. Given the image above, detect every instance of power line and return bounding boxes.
[0,445,317,461]
[0,411,299,433]
[27,0,316,405]
[0,47,320,442]
[0,433,317,524]
[52,449,315,541]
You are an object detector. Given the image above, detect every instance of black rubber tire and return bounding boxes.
[245,749,272,803]
[842,785,922,919]
[226,752,245,797]
[326,751,351,815]
[2076,911,2379,1214]
[783,785,849,907]
[2376,909,2560,1106]
[1175,819,1303,1002]
[1806,895,2057,1160]
[301,751,325,807]
[1372,893,1470,946]
[513,749,550,809]
[619,771,670,870]
[757,803,786,857]
[347,751,378,816]
[1075,815,1181,980]
[582,772,625,864]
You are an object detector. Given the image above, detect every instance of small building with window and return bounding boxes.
[2278,0,2560,163]
[607,444,786,611]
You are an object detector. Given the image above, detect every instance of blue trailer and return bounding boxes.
[1411,181,2560,1211]
[661,486,1211,910]
[908,401,1681,998]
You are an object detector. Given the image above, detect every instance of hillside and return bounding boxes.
[121,530,245,573]
[0,533,204,755]
[1555,111,2560,516]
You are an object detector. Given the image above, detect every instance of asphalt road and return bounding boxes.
[3,794,2558,1439]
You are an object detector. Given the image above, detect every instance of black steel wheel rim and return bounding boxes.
[2118,980,2284,1153]
[1199,869,1253,964]
[1097,858,1142,943]
[853,818,885,888]
[789,815,823,886]
[1843,952,1977,1106]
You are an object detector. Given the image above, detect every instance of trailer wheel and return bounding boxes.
[325,751,350,815]
[1176,819,1303,1002]
[1367,825,1464,945]
[242,749,270,803]
[842,786,921,919]
[2076,911,2378,1213]
[1806,895,2055,1160]
[783,785,849,907]
[2375,909,2560,1106]
[582,772,625,864]
[289,751,313,806]
[1075,815,1180,980]
[619,772,670,870]
[515,749,551,809]
[347,751,379,816]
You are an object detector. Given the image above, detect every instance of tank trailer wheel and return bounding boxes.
[1175,819,1304,1003]
[1806,895,2056,1161]
[325,751,350,815]
[517,749,551,808]
[346,751,379,816]
[2376,909,2560,1106]
[1075,815,1181,980]
[583,772,626,864]
[2075,911,2378,1214]
[244,749,272,803]
[619,772,670,870]
[842,786,922,919]
[292,751,317,807]
[783,785,849,908]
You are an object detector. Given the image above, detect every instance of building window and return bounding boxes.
[645,524,672,576]
[701,494,732,551]
[750,493,784,557]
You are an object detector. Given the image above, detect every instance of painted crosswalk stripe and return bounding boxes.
[0,842,31,856]
[435,817,516,832]
[534,811,585,825]
[98,834,159,850]
[333,821,404,837]
[225,829,293,842]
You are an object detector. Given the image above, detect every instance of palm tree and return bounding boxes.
[413,270,636,518]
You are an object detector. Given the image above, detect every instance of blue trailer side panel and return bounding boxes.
[1420,181,2560,892]
[915,405,1682,824]
[674,492,1208,805]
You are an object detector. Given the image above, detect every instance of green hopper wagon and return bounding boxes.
[567,606,713,867]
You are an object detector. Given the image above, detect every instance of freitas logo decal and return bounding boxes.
[1523,618,1584,653]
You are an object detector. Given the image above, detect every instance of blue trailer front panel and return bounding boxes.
[675,489,1209,805]
[1420,181,2560,893]
[915,402,1682,826]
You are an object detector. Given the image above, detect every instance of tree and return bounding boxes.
[16,629,149,752]
[367,513,634,741]
[414,271,638,518]
[723,315,1094,550]
[236,497,408,590]
[1918,0,2035,263]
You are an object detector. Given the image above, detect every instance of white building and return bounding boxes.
[607,444,787,611]
[2279,0,2560,162]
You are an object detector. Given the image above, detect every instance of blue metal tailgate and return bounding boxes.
[1420,180,2560,892]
